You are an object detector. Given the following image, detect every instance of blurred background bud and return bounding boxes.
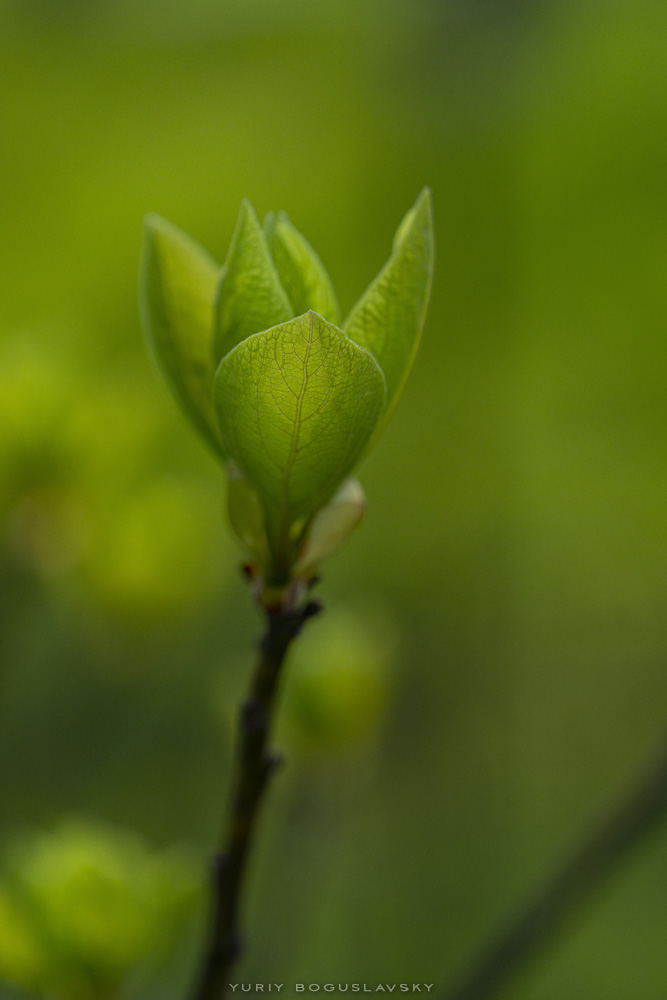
[280,607,397,752]
[0,821,201,1000]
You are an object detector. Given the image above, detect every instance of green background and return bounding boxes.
[1,0,667,996]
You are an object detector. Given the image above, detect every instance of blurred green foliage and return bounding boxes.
[2,0,667,998]
[0,822,199,999]
[0,334,228,617]
[280,608,396,752]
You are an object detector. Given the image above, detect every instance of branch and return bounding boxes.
[191,598,322,1000]
[443,732,667,1000]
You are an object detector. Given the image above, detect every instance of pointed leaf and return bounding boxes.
[140,215,224,457]
[213,200,292,365]
[343,187,434,436]
[214,312,385,566]
[264,212,341,325]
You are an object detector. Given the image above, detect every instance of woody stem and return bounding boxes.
[190,598,322,1000]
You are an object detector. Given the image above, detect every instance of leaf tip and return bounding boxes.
[412,187,434,227]
[142,211,162,232]
[262,210,277,237]
[238,198,259,225]
[141,212,180,245]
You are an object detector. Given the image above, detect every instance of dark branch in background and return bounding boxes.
[191,598,322,1000]
[443,732,667,1000]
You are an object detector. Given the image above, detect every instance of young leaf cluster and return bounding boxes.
[140,191,434,589]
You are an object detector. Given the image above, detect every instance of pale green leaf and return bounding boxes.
[213,200,292,365]
[343,187,434,437]
[140,214,224,457]
[264,211,341,324]
[214,312,385,573]
[294,477,366,576]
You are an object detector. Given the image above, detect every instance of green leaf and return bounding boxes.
[294,477,366,576]
[214,311,385,575]
[343,187,434,438]
[264,211,341,325]
[140,214,224,457]
[225,460,269,561]
[213,200,293,366]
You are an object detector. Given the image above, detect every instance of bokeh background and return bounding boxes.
[2,0,667,997]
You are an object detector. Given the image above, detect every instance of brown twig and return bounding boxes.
[191,598,322,1000]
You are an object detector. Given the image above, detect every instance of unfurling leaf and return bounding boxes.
[140,214,224,456]
[264,212,341,325]
[213,200,292,366]
[294,477,366,577]
[214,311,385,576]
[344,187,434,438]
